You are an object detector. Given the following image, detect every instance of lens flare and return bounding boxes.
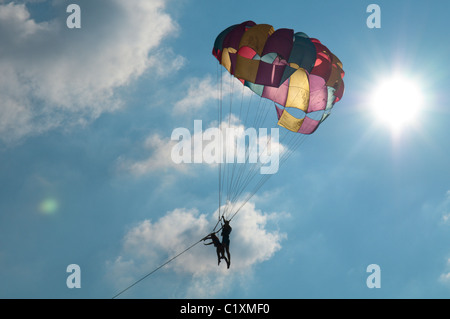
[39,198,58,214]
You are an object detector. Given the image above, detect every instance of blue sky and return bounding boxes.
[1,0,450,299]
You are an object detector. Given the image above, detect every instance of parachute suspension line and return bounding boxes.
[222,72,234,220]
[228,134,277,221]
[227,131,274,218]
[221,92,253,220]
[229,131,272,205]
[227,76,235,161]
[217,62,223,226]
[228,130,310,223]
[228,84,263,217]
[226,84,283,216]
[217,71,234,221]
[220,85,228,220]
[228,90,254,200]
[225,95,258,217]
[216,75,275,220]
[225,82,246,217]
[215,72,316,224]
[222,92,271,219]
[225,98,275,219]
[229,172,272,222]
[281,132,308,166]
[225,93,313,223]
[224,84,246,219]
[222,75,255,220]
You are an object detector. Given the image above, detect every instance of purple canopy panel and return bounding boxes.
[255,56,289,87]
[223,21,256,52]
[262,77,289,106]
[261,28,294,61]
[307,74,328,113]
[298,116,320,134]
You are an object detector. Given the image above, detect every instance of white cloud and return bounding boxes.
[107,202,286,298]
[437,190,450,224]
[147,48,186,76]
[435,192,450,286]
[441,190,450,223]
[173,73,253,115]
[118,133,186,176]
[0,1,49,38]
[120,115,285,177]
[439,272,450,284]
[173,75,218,114]
[0,0,183,143]
[119,119,235,176]
[439,258,450,285]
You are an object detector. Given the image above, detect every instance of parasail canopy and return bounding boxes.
[213,20,345,135]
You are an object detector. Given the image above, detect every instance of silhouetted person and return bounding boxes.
[203,232,228,266]
[221,217,232,269]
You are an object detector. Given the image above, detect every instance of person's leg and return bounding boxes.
[224,245,230,268]
[219,246,228,264]
[216,248,221,265]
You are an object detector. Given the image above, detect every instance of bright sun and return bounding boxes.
[370,75,424,133]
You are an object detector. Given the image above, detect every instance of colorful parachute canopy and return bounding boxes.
[213,21,345,135]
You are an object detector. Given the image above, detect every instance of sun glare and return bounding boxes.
[370,75,424,133]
